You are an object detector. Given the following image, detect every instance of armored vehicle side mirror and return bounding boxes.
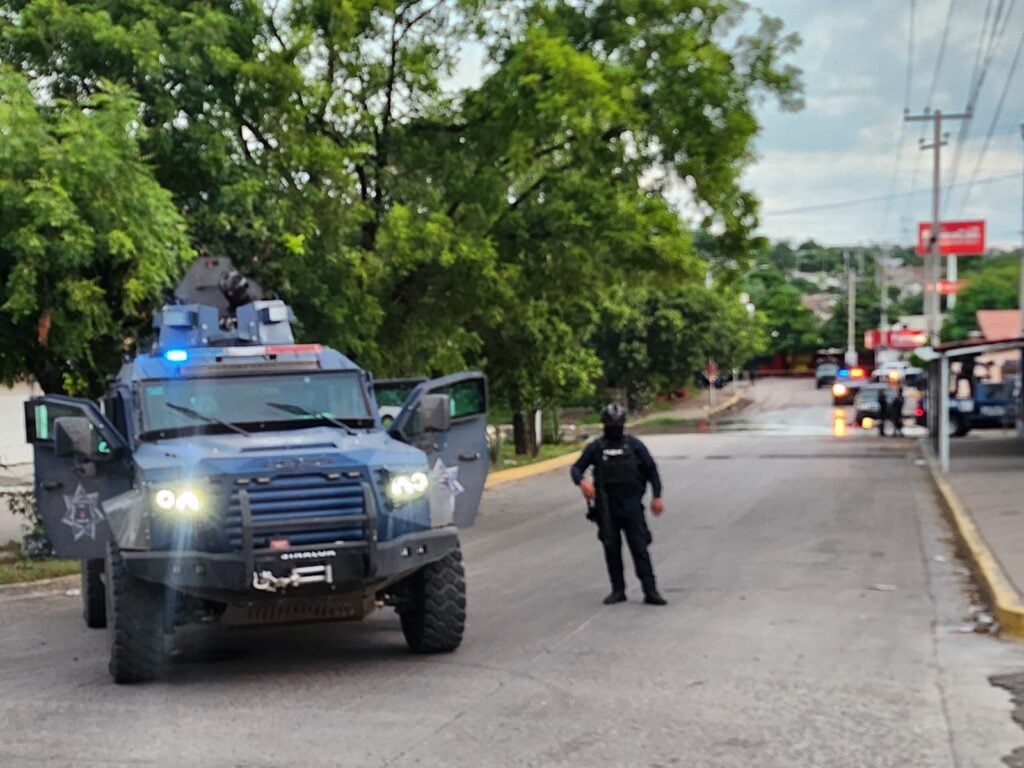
[420,394,452,433]
[53,417,98,459]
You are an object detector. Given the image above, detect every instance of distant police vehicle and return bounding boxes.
[830,366,867,406]
[25,258,488,683]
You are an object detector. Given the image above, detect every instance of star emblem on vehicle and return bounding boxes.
[431,459,464,497]
[62,484,104,541]
[428,459,464,525]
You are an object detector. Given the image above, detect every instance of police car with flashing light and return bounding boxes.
[25,258,488,683]
[830,367,867,406]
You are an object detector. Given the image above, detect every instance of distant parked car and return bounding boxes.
[853,383,890,426]
[871,364,925,391]
[915,392,979,437]
[971,379,1019,430]
[696,371,727,389]
[815,362,840,389]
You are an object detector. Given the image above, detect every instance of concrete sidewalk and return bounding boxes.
[929,434,1024,637]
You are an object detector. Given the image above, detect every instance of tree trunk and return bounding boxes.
[512,410,529,455]
[33,363,64,395]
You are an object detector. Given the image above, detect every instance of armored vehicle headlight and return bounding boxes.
[388,471,430,502]
[152,486,204,517]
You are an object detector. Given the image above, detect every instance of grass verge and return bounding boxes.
[492,441,583,470]
[633,415,699,428]
[0,541,79,586]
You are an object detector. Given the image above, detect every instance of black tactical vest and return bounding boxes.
[596,438,640,490]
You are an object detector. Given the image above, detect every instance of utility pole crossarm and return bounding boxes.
[904,110,972,123]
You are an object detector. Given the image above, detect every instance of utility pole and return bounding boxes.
[905,108,971,346]
[879,247,889,331]
[1019,123,1024,336]
[845,251,857,367]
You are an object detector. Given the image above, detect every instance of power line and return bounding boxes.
[975,0,1016,100]
[969,0,997,92]
[906,0,917,108]
[944,0,995,204]
[882,0,917,234]
[926,0,957,108]
[947,0,1016,208]
[899,0,929,229]
[962,24,1024,205]
[765,172,1019,217]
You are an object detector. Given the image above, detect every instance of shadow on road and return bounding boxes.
[166,614,421,685]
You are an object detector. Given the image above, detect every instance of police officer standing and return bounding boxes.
[570,403,667,606]
[891,385,905,436]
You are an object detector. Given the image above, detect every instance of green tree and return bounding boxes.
[595,283,765,409]
[742,263,820,362]
[819,278,881,352]
[0,0,802,454]
[942,258,1020,342]
[0,69,190,394]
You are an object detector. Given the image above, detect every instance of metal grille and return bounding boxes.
[225,473,368,549]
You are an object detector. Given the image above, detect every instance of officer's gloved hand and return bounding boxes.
[579,479,596,501]
[651,497,665,516]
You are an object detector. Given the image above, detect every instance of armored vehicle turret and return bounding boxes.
[26,257,487,683]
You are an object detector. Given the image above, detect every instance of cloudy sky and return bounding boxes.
[748,0,1024,248]
[449,1,1024,248]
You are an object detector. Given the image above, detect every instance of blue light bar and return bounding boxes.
[838,369,850,378]
[164,349,189,363]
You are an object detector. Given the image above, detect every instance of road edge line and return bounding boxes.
[486,451,579,489]
[922,444,1024,639]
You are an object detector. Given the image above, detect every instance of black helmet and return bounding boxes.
[219,269,255,308]
[600,402,627,427]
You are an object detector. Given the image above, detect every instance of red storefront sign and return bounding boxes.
[916,220,986,255]
[864,329,928,350]
[888,328,928,349]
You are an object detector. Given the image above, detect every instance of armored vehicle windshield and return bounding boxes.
[137,370,374,440]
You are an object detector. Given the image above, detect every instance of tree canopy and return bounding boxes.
[0,0,803,447]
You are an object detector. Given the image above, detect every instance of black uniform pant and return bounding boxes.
[602,509,657,595]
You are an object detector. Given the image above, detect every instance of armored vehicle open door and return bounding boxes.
[389,372,488,528]
[373,377,426,429]
[23,395,130,559]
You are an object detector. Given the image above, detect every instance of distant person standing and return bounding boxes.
[877,386,889,437]
[891,386,905,436]
[570,403,667,606]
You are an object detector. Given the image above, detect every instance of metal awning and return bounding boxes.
[929,336,1024,472]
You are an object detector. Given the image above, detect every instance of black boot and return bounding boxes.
[603,590,626,605]
[643,591,668,606]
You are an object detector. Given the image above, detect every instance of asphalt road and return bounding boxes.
[2,378,1024,767]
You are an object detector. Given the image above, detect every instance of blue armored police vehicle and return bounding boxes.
[25,258,488,683]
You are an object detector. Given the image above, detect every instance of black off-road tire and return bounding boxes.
[81,559,106,629]
[105,543,168,684]
[398,547,466,654]
[952,414,972,438]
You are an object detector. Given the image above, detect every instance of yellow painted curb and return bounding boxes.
[708,390,743,417]
[486,450,580,489]
[923,448,1024,639]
